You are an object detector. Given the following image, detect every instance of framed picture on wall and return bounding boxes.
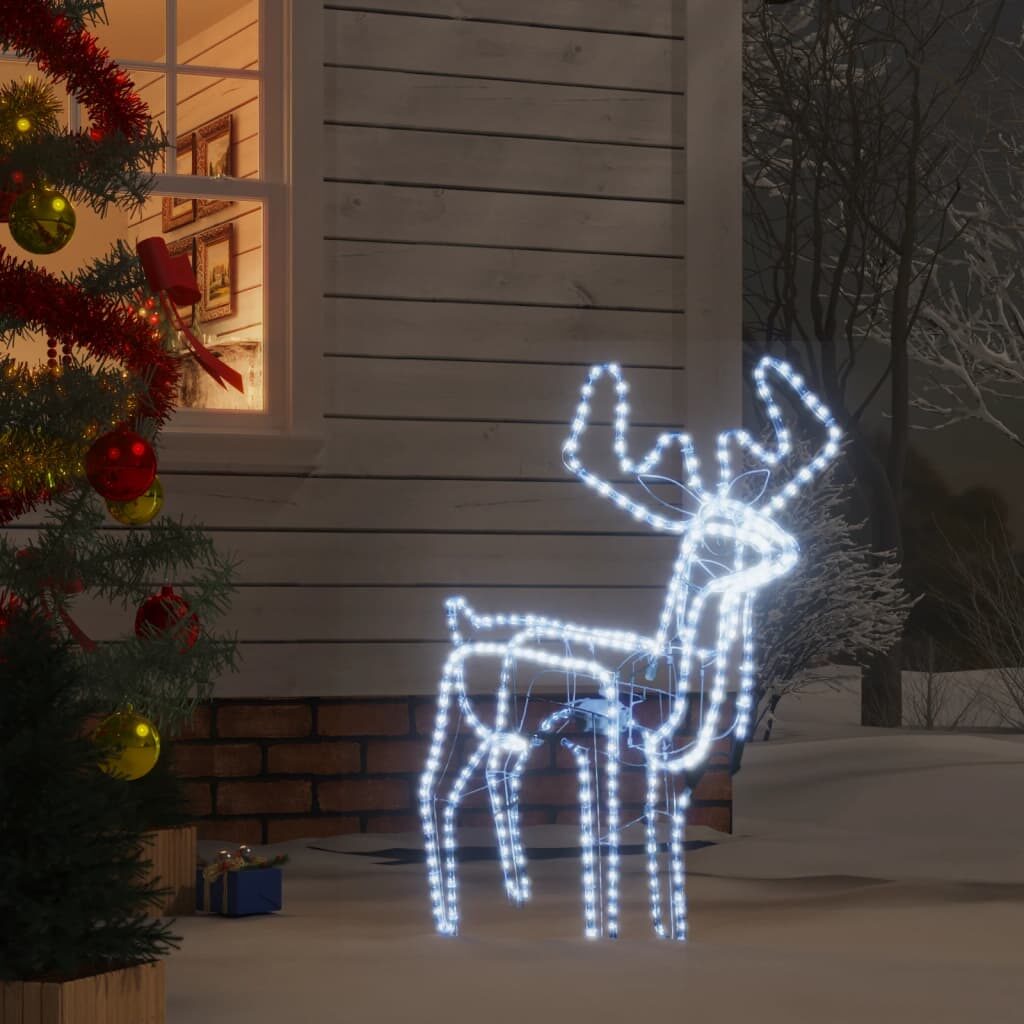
[197,222,235,323]
[161,133,196,231]
[166,236,196,330]
[197,114,233,218]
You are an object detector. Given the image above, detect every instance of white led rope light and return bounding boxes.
[419,356,841,939]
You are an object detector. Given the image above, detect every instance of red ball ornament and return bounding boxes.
[84,428,157,503]
[135,585,200,650]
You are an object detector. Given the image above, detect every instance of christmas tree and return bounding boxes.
[0,613,179,980]
[0,1,237,744]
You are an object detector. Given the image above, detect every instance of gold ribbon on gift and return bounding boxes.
[198,846,288,913]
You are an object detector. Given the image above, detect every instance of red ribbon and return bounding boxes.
[14,549,96,652]
[136,237,244,394]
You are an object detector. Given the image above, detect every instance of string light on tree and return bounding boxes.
[419,356,842,940]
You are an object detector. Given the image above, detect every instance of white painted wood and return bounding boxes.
[319,418,672,478]
[325,67,680,146]
[203,531,677,586]
[76,586,666,643]
[324,124,684,201]
[683,0,742,451]
[326,239,684,310]
[324,182,684,255]
[324,10,683,92]
[325,298,684,363]
[325,359,684,421]
[161,476,658,532]
[322,1,684,37]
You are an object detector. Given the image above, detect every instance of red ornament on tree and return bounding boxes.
[135,585,200,650]
[84,428,156,503]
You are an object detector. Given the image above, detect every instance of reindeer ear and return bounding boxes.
[725,468,771,505]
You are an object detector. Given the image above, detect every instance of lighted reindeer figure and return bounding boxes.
[419,356,841,940]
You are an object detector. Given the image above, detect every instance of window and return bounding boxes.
[2,2,323,466]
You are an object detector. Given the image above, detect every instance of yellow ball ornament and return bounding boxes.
[106,476,164,526]
[15,116,31,133]
[93,708,161,781]
[8,185,76,255]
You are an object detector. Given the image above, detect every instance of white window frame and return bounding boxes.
[4,1,323,472]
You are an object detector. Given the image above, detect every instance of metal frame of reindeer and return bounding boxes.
[418,356,842,940]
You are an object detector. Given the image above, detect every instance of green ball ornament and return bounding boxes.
[93,708,161,781]
[106,476,164,526]
[8,185,76,254]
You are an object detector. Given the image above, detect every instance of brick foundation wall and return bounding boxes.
[173,697,734,845]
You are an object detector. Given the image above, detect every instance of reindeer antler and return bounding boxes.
[562,363,702,533]
[716,356,841,513]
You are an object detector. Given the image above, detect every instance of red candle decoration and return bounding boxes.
[135,585,200,650]
[84,428,156,503]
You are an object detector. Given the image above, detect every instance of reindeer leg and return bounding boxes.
[560,738,599,938]
[487,742,532,904]
[420,659,463,936]
[439,737,490,936]
[644,758,668,938]
[602,679,621,939]
[669,786,690,941]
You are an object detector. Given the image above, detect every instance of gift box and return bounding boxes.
[196,864,282,916]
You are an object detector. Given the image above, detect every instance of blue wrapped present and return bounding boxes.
[196,848,286,916]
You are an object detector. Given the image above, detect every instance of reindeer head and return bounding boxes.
[561,357,842,604]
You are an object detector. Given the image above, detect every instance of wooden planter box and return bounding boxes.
[0,960,164,1023]
[141,825,196,916]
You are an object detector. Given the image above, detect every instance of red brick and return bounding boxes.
[266,741,360,775]
[693,770,731,803]
[364,813,421,834]
[519,773,579,808]
[414,698,498,735]
[457,808,556,828]
[318,701,411,737]
[691,804,732,833]
[176,704,213,740]
[171,743,262,778]
[318,778,409,813]
[197,818,263,845]
[183,781,213,817]
[266,816,361,843]
[217,703,311,739]
[365,739,430,774]
[217,780,312,815]
[707,737,734,768]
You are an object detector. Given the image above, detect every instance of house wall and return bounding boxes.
[164,0,745,841]
[8,2,744,841]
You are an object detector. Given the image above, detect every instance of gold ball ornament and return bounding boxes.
[93,708,161,781]
[8,185,76,255]
[15,116,31,133]
[106,476,164,526]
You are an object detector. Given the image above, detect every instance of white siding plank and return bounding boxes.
[163,476,657,532]
[325,298,684,363]
[325,182,684,255]
[325,359,684,421]
[324,10,682,92]
[210,531,675,586]
[320,419,635,478]
[326,240,684,310]
[322,1,683,37]
[325,67,680,147]
[324,125,683,201]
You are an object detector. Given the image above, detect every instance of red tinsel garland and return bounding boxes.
[0,247,178,525]
[0,1,148,141]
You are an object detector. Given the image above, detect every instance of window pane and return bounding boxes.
[88,0,166,64]
[173,200,265,412]
[179,0,260,71]
[177,74,260,180]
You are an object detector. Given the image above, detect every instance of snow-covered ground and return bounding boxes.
[167,685,1024,1023]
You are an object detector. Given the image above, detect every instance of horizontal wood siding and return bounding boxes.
[157,0,688,696]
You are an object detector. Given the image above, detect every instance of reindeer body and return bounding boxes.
[419,358,841,940]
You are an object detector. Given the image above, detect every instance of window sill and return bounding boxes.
[157,430,323,474]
